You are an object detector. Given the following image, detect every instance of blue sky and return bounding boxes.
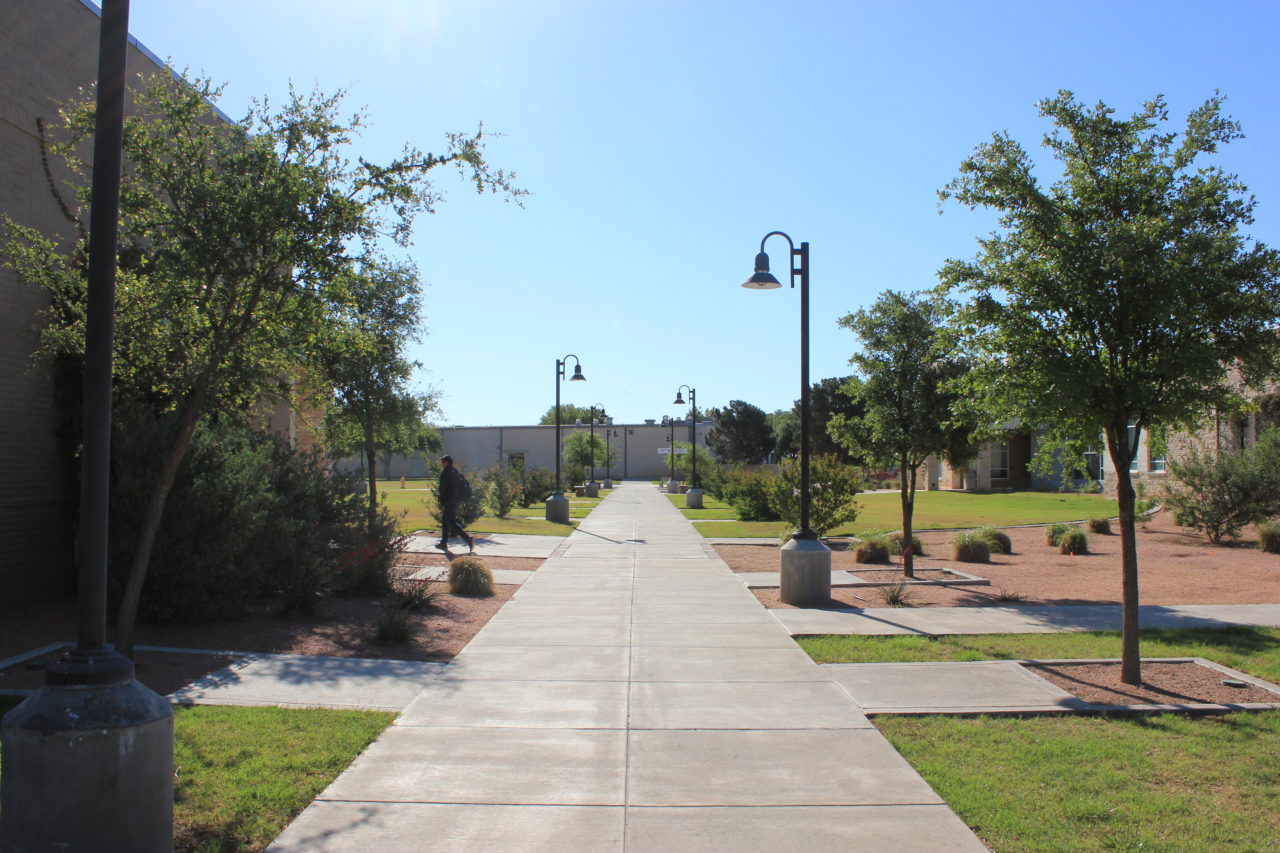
[124,0,1280,426]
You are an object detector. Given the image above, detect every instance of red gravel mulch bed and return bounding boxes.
[720,510,1280,609]
[1027,661,1280,707]
[1,553,535,697]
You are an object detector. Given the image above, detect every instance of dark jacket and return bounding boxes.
[438,465,467,503]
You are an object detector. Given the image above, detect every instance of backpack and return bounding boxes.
[461,476,472,501]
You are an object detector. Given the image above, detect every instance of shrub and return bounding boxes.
[448,555,494,596]
[374,603,418,643]
[482,466,522,518]
[886,532,925,557]
[1058,528,1090,555]
[391,573,444,611]
[995,587,1025,602]
[1259,521,1280,554]
[720,468,780,521]
[517,467,557,508]
[854,536,891,564]
[1045,522,1073,547]
[108,401,394,622]
[877,581,913,607]
[1159,431,1280,543]
[1088,517,1112,534]
[769,454,861,536]
[950,531,990,563]
[974,526,1011,555]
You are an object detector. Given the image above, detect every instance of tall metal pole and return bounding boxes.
[689,388,698,489]
[669,418,675,482]
[797,242,812,538]
[588,405,597,484]
[554,359,563,493]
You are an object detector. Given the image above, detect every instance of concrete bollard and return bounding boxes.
[779,536,833,606]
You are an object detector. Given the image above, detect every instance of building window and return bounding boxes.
[507,452,525,469]
[1127,424,1140,472]
[1149,449,1166,473]
[990,442,1009,480]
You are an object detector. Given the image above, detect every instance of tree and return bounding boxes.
[829,291,981,578]
[1159,428,1280,543]
[319,257,436,536]
[539,404,607,426]
[705,400,774,463]
[767,409,799,459]
[794,377,866,464]
[3,72,524,655]
[562,430,614,472]
[939,91,1280,684]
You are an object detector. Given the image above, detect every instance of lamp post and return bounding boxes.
[546,354,585,523]
[665,416,680,493]
[742,231,831,605]
[604,427,617,489]
[1,2,174,848]
[585,404,605,497]
[673,385,703,508]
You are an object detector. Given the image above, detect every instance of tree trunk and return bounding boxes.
[901,458,915,579]
[1106,422,1142,685]
[365,424,378,538]
[115,402,203,658]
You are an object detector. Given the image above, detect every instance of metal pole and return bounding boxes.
[589,406,596,483]
[669,418,675,482]
[689,388,697,489]
[554,359,562,493]
[798,242,813,538]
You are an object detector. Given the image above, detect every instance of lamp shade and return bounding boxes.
[570,364,586,381]
[742,251,782,289]
[673,392,685,405]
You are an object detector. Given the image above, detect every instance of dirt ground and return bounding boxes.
[0,552,535,696]
[723,510,1280,609]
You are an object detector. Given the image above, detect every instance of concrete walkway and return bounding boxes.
[267,482,987,853]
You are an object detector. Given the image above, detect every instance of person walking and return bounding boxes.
[436,455,475,554]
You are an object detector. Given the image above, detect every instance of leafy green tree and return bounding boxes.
[768,409,799,459]
[829,291,981,578]
[2,72,524,655]
[939,91,1280,683]
[793,377,866,464]
[319,257,436,536]
[705,400,774,463]
[539,404,607,426]
[562,430,614,474]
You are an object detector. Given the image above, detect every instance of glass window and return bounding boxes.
[1127,424,1140,472]
[990,442,1009,480]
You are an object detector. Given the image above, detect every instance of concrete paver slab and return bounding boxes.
[624,806,990,853]
[490,604,631,623]
[626,729,944,806]
[466,620,630,647]
[629,681,873,729]
[398,679,628,728]
[632,604,775,624]
[446,645,630,681]
[170,654,445,711]
[827,661,1082,713]
[513,587,634,605]
[739,570,859,589]
[629,622,798,649]
[630,646,828,683]
[268,803,624,853]
[320,726,626,805]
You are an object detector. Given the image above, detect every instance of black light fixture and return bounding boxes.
[743,232,815,540]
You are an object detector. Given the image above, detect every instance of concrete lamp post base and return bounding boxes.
[603,478,613,490]
[779,536,832,606]
[1,680,174,851]
[585,481,600,498]
[545,491,571,524]
[665,479,681,495]
[685,487,704,509]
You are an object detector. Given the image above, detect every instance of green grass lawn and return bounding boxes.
[666,493,739,520]
[797,626,1280,683]
[878,711,1280,852]
[381,487,604,536]
[0,699,394,851]
[694,489,1119,538]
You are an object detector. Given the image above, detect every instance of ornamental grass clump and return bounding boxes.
[448,555,494,597]
[1258,521,1280,554]
[1058,528,1090,555]
[951,530,990,563]
[975,526,1011,555]
[1088,517,1113,534]
[887,532,925,557]
[374,603,418,643]
[1045,522,1073,547]
[854,536,891,564]
[877,581,914,607]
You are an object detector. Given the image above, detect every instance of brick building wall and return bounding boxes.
[0,0,165,609]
